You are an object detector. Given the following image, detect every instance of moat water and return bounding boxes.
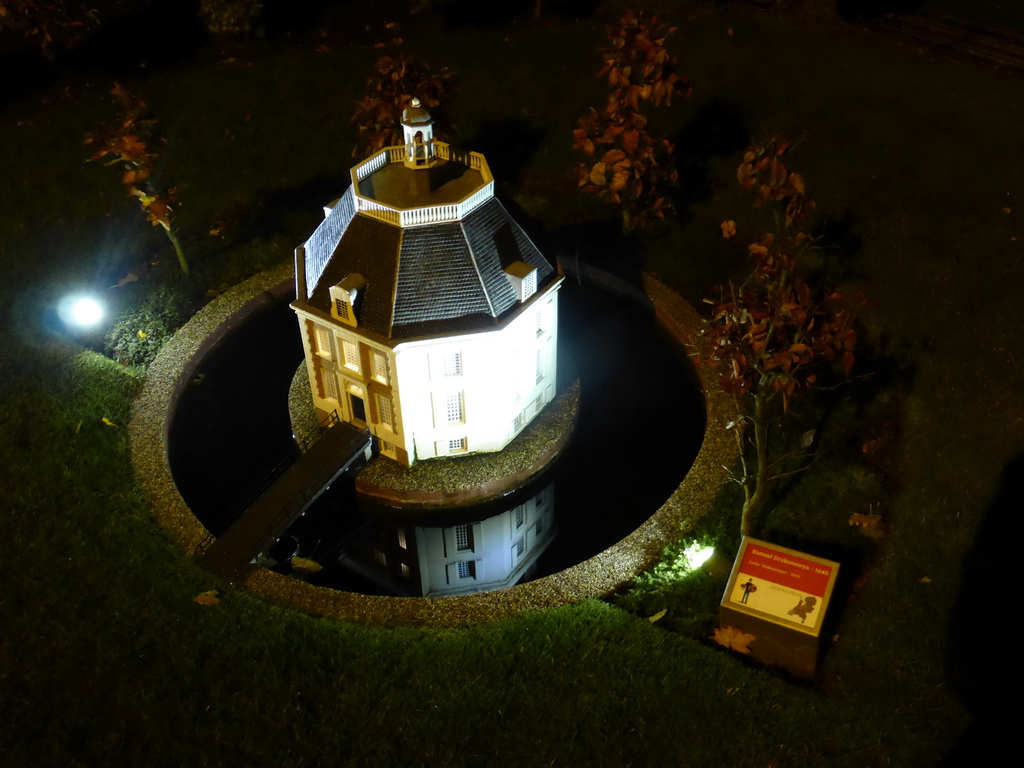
[168,279,705,596]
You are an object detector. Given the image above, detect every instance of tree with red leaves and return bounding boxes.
[702,137,857,535]
[0,0,100,57]
[84,84,188,275]
[572,9,690,231]
[351,23,453,160]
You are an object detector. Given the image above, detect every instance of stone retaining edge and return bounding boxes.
[129,265,738,628]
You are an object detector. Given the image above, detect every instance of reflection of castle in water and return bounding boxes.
[337,483,556,597]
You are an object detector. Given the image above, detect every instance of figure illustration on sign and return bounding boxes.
[788,596,817,623]
[740,578,757,604]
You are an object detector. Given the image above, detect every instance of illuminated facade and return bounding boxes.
[292,100,562,466]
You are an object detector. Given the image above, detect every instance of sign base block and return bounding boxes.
[719,608,822,679]
[720,537,840,680]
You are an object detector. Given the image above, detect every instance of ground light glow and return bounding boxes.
[683,542,714,570]
[58,295,105,329]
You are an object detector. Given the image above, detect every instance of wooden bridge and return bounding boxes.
[197,415,372,581]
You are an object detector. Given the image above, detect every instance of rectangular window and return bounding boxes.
[535,307,544,338]
[446,392,464,424]
[443,351,462,377]
[374,549,386,566]
[514,505,525,529]
[323,370,340,402]
[535,349,543,385]
[454,524,473,552]
[448,437,467,453]
[513,412,524,433]
[401,563,410,578]
[335,299,350,321]
[457,560,476,579]
[377,395,393,429]
[314,325,332,358]
[515,536,525,557]
[372,351,388,383]
[397,528,407,550]
[534,394,544,414]
[342,339,359,371]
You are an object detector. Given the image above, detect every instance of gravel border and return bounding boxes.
[129,265,737,627]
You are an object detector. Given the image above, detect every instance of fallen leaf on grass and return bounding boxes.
[110,272,139,289]
[918,576,932,584]
[710,625,756,654]
[849,512,881,528]
[849,511,884,539]
[194,590,220,606]
[101,417,118,428]
[291,557,323,573]
[648,608,667,624]
[721,219,737,239]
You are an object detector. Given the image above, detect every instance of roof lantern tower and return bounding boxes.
[401,97,435,169]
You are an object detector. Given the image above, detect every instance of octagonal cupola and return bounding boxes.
[401,97,435,169]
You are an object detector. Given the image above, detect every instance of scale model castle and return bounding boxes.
[291,100,563,467]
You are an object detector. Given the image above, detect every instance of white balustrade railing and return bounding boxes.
[457,182,494,218]
[353,152,386,181]
[354,197,400,226]
[402,204,459,226]
[349,142,494,227]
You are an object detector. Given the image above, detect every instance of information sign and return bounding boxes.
[723,537,840,637]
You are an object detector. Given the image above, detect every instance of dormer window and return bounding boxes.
[504,261,537,302]
[329,274,366,327]
[335,297,350,322]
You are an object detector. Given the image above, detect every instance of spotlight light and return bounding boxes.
[683,542,714,571]
[58,294,105,329]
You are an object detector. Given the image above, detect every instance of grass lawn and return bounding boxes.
[2,1,1021,765]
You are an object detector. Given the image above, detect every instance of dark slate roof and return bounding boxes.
[309,215,401,336]
[300,192,554,340]
[392,223,493,329]
[462,197,553,309]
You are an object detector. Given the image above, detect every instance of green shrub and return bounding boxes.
[198,0,264,37]
[102,282,199,367]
